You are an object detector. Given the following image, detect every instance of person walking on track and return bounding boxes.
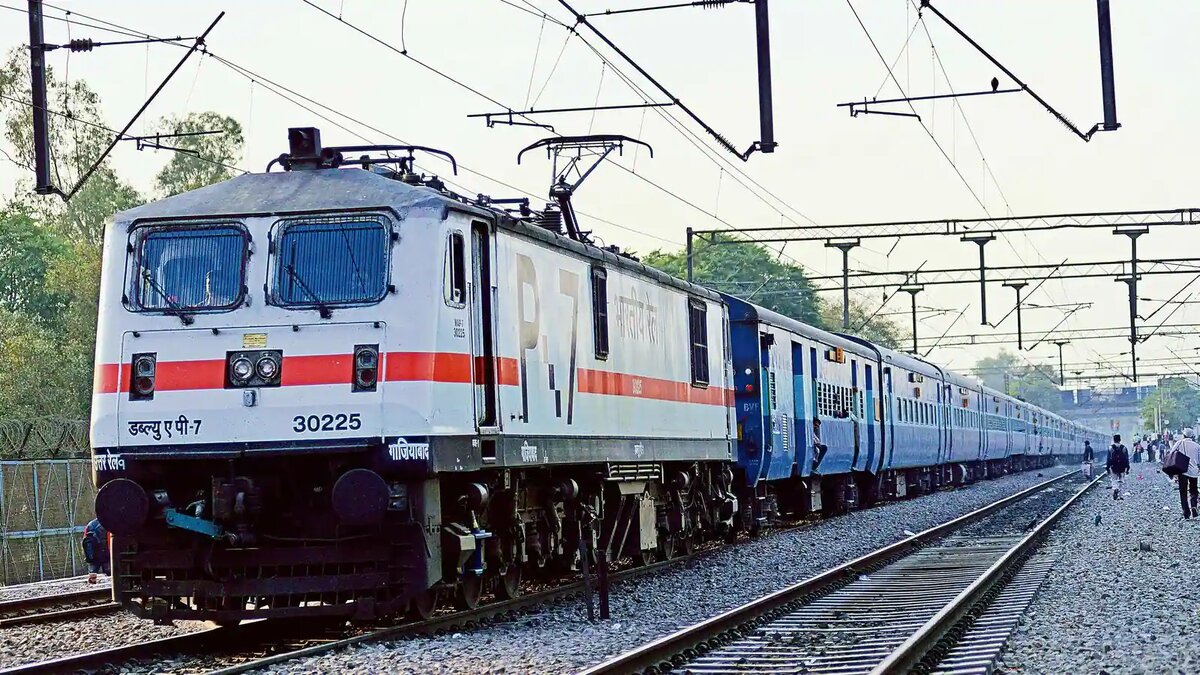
[1107,434,1131,500]
[1081,440,1095,479]
[1169,429,1200,519]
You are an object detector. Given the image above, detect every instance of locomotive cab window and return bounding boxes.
[271,215,390,309]
[688,299,709,386]
[591,267,609,359]
[130,223,248,312]
[445,231,467,307]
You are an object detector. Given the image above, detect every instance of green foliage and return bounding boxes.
[1139,378,1200,432]
[153,112,244,196]
[0,49,143,247]
[0,53,243,445]
[819,298,909,351]
[973,350,1063,412]
[0,203,67,325]
[642,233,824,325]
[640,234,908,349]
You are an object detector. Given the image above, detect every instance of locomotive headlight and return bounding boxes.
[231,356,254,382]
[353,345,379,392]
[256,355,279,379]
[355,348,377,370]
[129,353,157,400]
[133,356,156,378]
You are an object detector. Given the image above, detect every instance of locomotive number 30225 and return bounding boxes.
[292,413,362,433]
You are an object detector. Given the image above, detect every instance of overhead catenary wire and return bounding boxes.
[4,0,683,247]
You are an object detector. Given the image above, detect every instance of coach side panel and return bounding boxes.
[493,232,732,465]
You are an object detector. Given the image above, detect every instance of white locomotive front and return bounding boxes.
[91,129,738,622]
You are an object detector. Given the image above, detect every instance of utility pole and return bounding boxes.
[825,238,860,329]
[1114,225,1148,380]
[685,227,695,283]
[1003,280,1029,350]
[1053,340,1070,385]
[961,233,995,325]
[26,0,56,195]
[900,282,925,354]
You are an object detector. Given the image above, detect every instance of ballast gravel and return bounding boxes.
[0,611,207,669]
[998,461,1200,675]
[260,465,1075,675]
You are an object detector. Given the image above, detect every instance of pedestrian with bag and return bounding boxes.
[1163,428,1200,519]
[1081,440,1095,479]
[1106,434,1131,500]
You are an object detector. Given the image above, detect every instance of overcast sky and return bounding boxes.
[2,0,1198,387]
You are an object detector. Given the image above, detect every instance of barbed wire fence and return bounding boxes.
[1,419,94,585]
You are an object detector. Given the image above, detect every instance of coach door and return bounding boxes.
[471,221,499,441]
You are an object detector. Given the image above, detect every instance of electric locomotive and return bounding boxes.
[90,128,739,622]
[90,127,1103,624]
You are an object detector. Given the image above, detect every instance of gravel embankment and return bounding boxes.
[262,465,1075,675]
[999,462,1200,674]
[0,612,207,669]
[0,574,110,602]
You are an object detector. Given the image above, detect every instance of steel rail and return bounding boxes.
[577,469,1081,675]
[0,588,111,619]
[871,472,1102,673]
[0,601,119,628]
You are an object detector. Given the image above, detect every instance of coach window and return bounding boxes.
[271,215,389,308]
[445,232,467,307]
[591,267,609,359]
[688,299,709,386]
[131,223,248,313]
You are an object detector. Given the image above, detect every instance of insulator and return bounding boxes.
[67,38,95,52]
[698,0,735,8]
[537,206,563,234]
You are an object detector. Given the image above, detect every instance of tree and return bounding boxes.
[973,350,1063,412]
[0,51,243,432]
[1140,378,1200,431]
[819,298,910,351]
[153,112,244,196]
[0,49,142,247]
[0,202,67,325]
[642,233,823,326]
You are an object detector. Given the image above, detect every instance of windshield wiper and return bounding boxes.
[284,264,333,319]
[141,269,194,325]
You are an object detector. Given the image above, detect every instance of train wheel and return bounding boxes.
[495,564,523,601]
[680,532,696,556]
[455,575,484,610]
[634,548,656,567]
[409,587,440,620]
[658,534,677,561]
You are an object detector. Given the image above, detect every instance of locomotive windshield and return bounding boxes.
[270,216,390,308]
[132,224,247,312]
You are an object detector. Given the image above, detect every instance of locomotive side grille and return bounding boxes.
[605,462,662,482]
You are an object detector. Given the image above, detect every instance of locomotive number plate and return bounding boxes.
[292,413,362,433]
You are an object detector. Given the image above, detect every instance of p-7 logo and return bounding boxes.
[516,253,579,424]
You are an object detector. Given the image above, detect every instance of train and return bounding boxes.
[89,128,1105,624]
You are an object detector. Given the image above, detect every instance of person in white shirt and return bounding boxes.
[1171,428,1200,519]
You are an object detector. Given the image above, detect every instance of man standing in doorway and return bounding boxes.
[1106,434,1131,500]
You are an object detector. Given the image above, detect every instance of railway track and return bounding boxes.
[3,469,1071,674]
[579,470,1098,675]
[0,588,118,628]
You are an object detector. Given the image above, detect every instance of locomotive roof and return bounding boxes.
[111,167,721,302]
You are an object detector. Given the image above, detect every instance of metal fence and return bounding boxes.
[0,459,96,585]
